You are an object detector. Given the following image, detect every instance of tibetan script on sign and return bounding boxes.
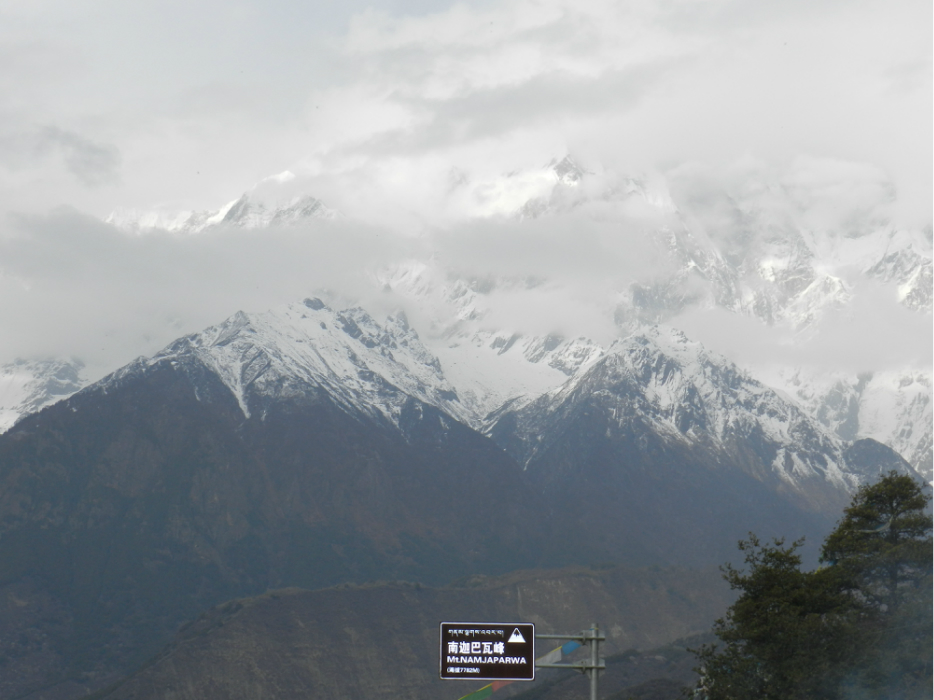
[439,622,535,681]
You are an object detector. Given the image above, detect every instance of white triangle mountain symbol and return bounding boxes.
[508,628,526,643]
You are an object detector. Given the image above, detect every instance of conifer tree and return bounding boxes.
[692,536,859,699]
[820,471,932,697]
[691,472,932,700]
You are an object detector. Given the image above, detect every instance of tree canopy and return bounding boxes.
[691,471,932,700]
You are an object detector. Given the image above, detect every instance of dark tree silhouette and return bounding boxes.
[691,471,932,700]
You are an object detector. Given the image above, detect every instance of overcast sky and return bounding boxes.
[0,0,931,378]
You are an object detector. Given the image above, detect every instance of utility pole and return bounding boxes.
[535,623,605,700]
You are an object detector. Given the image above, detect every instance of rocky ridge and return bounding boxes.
[489,327,856,493]
[99,297,471,431]
[91,301,918,498]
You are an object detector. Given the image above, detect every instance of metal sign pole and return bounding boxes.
[588,623,599,700]
[534,623,605,700]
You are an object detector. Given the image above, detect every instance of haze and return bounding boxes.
[0,0,930,380]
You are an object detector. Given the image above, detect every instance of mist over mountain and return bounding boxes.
[1,2,928,698]
[0,155,928,700]
[106,171,338,234]
[5,156,928,477]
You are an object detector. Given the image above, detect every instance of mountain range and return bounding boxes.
[0,156,928,699]
[4,157,930,478]
[0,287,918,694]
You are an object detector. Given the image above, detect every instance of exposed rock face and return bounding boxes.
[96,566,732,700]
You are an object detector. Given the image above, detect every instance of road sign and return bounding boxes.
[440,622,535,681]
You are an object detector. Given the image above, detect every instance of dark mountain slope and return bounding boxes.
[487,331,914,566]
[0,358,551,696]
[0,319,916,699]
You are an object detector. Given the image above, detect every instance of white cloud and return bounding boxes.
[669,280,932,375]
[0,0,929,383]
[2,0,928,226]
[35,126,121,186]
[665,155,900,247]
[0,209,414,380]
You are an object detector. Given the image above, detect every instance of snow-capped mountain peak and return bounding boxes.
[0,358,85,432]
[765,365,932,479]
[487,324,903,503]
[107,171,338,234]
[99,298,471,431]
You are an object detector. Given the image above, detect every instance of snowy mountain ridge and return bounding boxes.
[0,358,84,432]
[373,258,608,418]
[489,326,860,493]
[4,157,930,481]
[80,298,919,500]
[8,291,926,480]
[519,159,930,325]
[106,171,338,234]
[97,298,472,432]
[768,366,932,477]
